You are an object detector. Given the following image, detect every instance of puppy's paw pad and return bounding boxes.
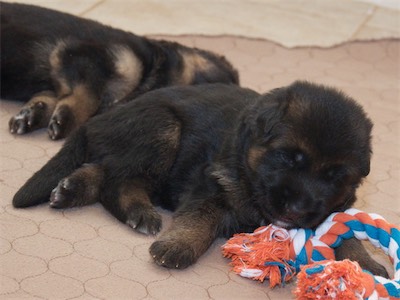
[9,112,29,135]
[9,103,45,134]
[49,178,76,208]
[149,239,196,269]
[48,118,64,140]
[126,206,162,235]
[48,106,73,140]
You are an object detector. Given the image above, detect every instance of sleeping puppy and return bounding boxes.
[12,82,387,276]
[0,2,238,140]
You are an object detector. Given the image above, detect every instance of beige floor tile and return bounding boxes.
[0,250,47,282]
[355,0,400,10]
[111,258,170,285]
[1,0,102,15]
[207,279,270,299]
[0,212,38,240]
[40,218,98,243]
[0,275,19,294]
[147,276,212,299]
[49,253,109,282]
[83,0,380,47]
[74,237,132,263]
[13,233,73,260]
[21,271,84,299]
[354,7,400,40]
[2,0,398,47]
[85,274,148,299]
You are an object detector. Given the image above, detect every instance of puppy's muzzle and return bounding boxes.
[271,183,322,227]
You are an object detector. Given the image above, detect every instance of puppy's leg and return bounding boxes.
[13,127,88,208]
[335,238,388,277]
[150,198,225,269]
[9,91,57,134]
[98,179,162,235]
[50,163,103,208]
[47,41,114,140]
[48,84,99,140]
[118,179,162,235]
[98,114,182,234]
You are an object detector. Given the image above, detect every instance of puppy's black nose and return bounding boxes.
[279,186,315,215]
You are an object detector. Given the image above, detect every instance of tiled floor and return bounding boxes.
[1,1,399,300]
[1,35,399,299]
[2,0,400,47]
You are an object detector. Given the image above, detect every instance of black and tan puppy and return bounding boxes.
[12,82,386,276]
[0,2,238,140]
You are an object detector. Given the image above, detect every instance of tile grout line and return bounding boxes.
[350,5,378,40]
[78,0,106,17]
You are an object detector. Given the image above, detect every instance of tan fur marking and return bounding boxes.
[210,165,237,193]
[108,46,143,103]
[56,84,99,124]
[179,50,214,85]
[287,96,310,115]
[69,164,104,205]
[247,146,267,170]
[160,122,181,149]
[119,179,151,212]
[26,91,58,119]
[154,200,224,262]
[114,46,143,86]
[49,40,71,96]
[49,42,63,70]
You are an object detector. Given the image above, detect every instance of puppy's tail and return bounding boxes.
[12,127,88,208]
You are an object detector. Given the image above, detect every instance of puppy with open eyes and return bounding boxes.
[0,2,238,140]
[12,81,387,276]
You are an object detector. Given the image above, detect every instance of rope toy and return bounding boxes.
[222,208,400,299]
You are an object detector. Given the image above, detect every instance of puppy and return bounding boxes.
[0,2,238,140]
[12,82,387,276]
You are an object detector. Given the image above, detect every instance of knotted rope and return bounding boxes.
[222,208,400,299]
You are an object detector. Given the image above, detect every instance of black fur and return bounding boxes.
[1,2,238,139]
[12,82,387,275]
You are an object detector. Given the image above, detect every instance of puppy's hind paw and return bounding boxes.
[126,204,162,235]
[48,105,74,140]
[9,102,47,134]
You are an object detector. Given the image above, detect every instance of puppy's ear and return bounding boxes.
[247,146,267,171]
[241,88,288,142]
[359,149,372,177]
[357,119,373,177]
[237,88,289,170]
[360,156,370,177]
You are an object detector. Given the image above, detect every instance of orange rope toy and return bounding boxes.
[222,208,400,299]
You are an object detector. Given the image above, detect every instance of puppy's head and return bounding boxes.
[238,81,373,229]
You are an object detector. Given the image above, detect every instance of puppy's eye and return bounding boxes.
[294,152,305,164]
[278,150,306,169]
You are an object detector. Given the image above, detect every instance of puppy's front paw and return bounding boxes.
[48,105,74,140]
[361,259,389,278]
[149,239,197,269]
[9,102,47,134]
[50,178,79,208]
[126,204,162,235]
